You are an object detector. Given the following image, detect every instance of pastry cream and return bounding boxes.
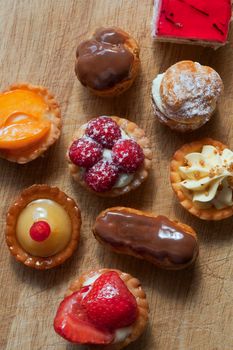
[0,89,51,150]
[179,145,233,209]
[16,199,72,257]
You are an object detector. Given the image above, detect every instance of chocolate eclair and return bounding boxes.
[75,27,140,97]
[93,207,199,270]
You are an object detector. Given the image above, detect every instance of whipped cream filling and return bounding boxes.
[152,73,166,114]
[81,271,133,344]
[179,145,233,209]
[80,124,134,189]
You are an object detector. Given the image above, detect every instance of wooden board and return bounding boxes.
[1,1,233,349]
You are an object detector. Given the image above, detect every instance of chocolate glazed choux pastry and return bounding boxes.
[93,207,199,270]
[75,27,140,97]
[152,61,223,132]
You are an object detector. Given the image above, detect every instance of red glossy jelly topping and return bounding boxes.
[29,221,51,242]
[155,0,232,43]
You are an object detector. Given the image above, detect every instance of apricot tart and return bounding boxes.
[171,138,233,220]
[6,185,81,269]
[54,269,149,349]
[67,116,152,197]
[0,83,61,163]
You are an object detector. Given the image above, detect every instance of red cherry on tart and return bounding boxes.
[54,269,149,349]
[67,116,152,197]
[29,220,51,242]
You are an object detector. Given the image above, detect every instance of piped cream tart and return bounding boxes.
[67,116,152,197]
[54,269,149,349]
[0,83,61,164]
[171,138,233,220]
[6,185,81,269]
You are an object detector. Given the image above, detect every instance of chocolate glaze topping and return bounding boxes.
[75,27,134,90]
[94,209,198,266]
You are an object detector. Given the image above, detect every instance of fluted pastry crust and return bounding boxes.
[68,116,152,197]
[6,184,81,269]
[170,138,233,220]
[66,268,149,350]
[0,83,61,164]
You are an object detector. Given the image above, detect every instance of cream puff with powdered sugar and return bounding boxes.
[152,61,223,132]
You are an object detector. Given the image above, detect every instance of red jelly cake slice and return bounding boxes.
[152,0,232,48]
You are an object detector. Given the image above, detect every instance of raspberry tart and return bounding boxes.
[6,185,81,269]
[171,138,233,220]
[152,61,223,132]
[152,0,232,49]
[67,116,152,197]
[0,83,61,163]
[75,27,140,97]
[54,268,149,349]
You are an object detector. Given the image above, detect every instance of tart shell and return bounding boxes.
[6,184,81,269]
[66,268,149,350]
[68,116,152,197]
[0,83,62,164]
[170,138,233,220]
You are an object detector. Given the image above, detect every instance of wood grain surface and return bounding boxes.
[0,1,233,349]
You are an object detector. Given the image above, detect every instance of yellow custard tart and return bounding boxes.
[6,185,81,269]
[0,83,61,163]
[171,138,233,220]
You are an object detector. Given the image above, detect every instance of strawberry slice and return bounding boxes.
[54,287,114,344]
[83,271,138,331]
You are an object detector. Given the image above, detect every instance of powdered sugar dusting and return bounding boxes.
[161,61,223,121]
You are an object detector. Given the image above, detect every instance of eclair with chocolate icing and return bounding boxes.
[75,27,140,97]
[93,207,199,270]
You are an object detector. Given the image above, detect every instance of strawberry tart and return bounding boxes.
[54,269,149,349]
[67,116,152,197]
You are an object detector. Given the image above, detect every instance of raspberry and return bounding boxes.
[112,139,144,173]
[84,160,119,192]
[85,116,121,148]
[29,221,51,242]
[69,137,103,168]
[83,271,138,331]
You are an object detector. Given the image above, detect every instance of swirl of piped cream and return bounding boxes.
[179,145,233,209]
